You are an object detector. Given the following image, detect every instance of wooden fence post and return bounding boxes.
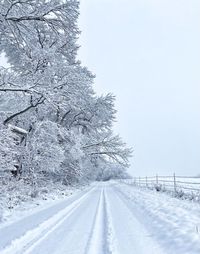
[156,174,158,185]
[173,173,176,193]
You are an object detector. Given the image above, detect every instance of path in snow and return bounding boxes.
[0,182,200,254]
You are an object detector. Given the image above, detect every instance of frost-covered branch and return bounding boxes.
[4,95,45,124]
[0,0,132,189]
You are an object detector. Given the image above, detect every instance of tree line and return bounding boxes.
[0,0,132,189]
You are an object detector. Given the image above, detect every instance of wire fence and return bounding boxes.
[121,174,200,197]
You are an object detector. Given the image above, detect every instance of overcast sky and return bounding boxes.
[78,0,200,176]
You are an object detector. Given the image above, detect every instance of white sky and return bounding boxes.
[78,0,200,176]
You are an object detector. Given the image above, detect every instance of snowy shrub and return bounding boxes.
[30,190,39,199]
[174,189,184,198]
[154,184,162,192]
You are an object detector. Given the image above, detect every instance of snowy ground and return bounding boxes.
[0,182,85,225]
[0,181,200,254]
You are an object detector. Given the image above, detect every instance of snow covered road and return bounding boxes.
[0,182,200,254]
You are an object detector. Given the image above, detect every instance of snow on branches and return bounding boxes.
[0,0,132,190]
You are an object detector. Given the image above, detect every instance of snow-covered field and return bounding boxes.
[0,181,200,254]
[123,176,200,200]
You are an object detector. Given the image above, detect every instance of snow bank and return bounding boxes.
[116,182,200,254]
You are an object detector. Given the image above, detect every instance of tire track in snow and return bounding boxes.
[104,186,118,254]
[85,185,118,254]
[0,187,95,254]
[85,187,105,254]
[0,185,94,249]
[113,184,200,254]
[106,184,165,254]
[21,185,104,254]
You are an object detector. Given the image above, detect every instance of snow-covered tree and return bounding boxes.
[0,0,132,193]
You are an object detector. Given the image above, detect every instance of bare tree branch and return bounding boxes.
[4,95,45,125]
